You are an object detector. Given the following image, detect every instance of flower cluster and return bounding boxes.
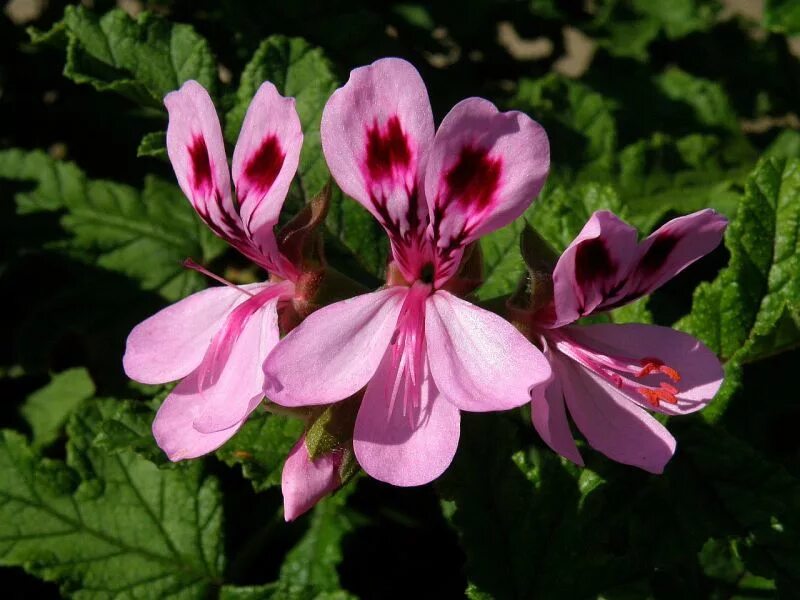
[124,58,726,520]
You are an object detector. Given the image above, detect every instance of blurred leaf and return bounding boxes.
[137,131,167,159]
[20,368,95,449]
[216,411,304,493]
[0,149,226,300]
[0,399,223,598]
[678,158,800,419]
[226,35,387,278]
[764,0,800,35]
[271,485,356,600]
[31,6,216,107]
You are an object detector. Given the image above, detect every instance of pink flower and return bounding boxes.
[263,58,553,486]
[123,80,305,460]
[526,209,727,473]
[282,434,343,521]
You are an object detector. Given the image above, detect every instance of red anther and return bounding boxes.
[637,386,678,407]
[659,382,679,395]
[637,357,681,383]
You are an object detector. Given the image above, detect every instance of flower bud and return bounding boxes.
[282,434,343,521]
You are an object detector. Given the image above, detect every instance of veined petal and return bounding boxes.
[191,285,288,434]
[557,351,676,474]
[152,371,244,461]
[425,290,552,412]
[263,288,407,407]
[232,82,303,275]
[353,350,460,486]
[321,58,434,251]
[549,210,638,327]
[609,209,727,307]
[123,283,268,385]
[531,345,583,466]
[165,81,240,244]
[282,435,342,521]
[567,323,723,416]
[424,98,549,283]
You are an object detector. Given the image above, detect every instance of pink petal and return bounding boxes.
[165,81,241,244]
[353,350,460,486]
[424,98,549,271]
[425,290,552,412]
[231,82,303,275]
[282,435,342,521]
[321,58,434,246]
[263,288,407,407]
[152,370,244,461]
[557,351,676,474]
[190,286,287,434]
[531,345,583,466]
[567,323,724,416]
[549,210,639,327]
[123,283,267,385]
[610,209,727,306]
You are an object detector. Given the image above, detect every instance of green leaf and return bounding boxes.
[216,411,304,493]
[21,368,95,449]
[0,399,223,598]
[0,149,226,300]
[679,158,800,363]
[32,6,217,107]
[271,486,356,600]
[226,35,387,279]
[764,0,800,35]
[137,131,168,159]
[678,158,800,420]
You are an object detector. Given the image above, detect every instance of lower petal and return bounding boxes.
[353,351,460,486]
[425,290,552,412]
[152,372,243,461]
[558,352,676,474]
[124,284,266,385]
[531,351,583,466]
[567,323,724,416]
[192,292,283,433]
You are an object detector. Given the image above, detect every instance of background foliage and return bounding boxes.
[2,0,799,598]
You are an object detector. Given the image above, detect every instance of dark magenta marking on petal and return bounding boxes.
[365,115,412,182]
[444,145,502,212]
[189,135,213,196]
[242,134,285,201]
[638,233,678,276]
[574,238,616,292]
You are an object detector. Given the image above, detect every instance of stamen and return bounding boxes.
[183,258,255,297]
[637,357,681,382]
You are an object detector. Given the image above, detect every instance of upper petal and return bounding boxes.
[231,82,303,275]
[548,210,639,327]
[425,290,552,412]
[192,285,288,434]
[353,350,460,486]
[123,283,267,385]
[165,81,239,243]
[567,323,724,416]
[609,209,727,306]
[152,371,244,461]
[321,58,434,245]
[263,288,407,407]
[424,98,549,258]
[531,345,584,466]
[557,351,676,474]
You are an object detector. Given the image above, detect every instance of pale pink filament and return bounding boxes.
[386,282,431,425]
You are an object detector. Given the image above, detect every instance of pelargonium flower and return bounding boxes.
[522,209,727,473]
[123,80,307,460]
[264,58,552,486]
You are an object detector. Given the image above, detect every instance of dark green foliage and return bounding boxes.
[2,1,800,598]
